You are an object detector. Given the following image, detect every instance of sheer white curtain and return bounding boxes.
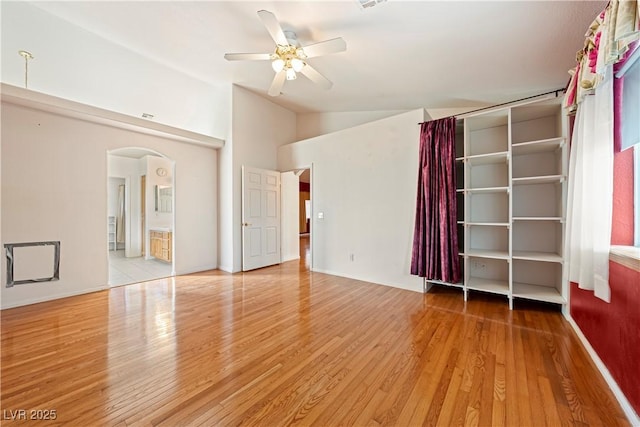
[565,66,614,302]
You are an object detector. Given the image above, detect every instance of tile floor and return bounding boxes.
[108,250,172,286]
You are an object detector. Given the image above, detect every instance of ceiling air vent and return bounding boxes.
[357,0,386,9]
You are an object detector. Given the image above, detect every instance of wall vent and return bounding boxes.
[5,241,60,287]
[356,0,387,9]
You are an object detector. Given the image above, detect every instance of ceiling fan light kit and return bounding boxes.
[224,10,347,96]
[271,58,285,72]
[270,44,307,79]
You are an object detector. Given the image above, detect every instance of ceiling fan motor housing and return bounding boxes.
[283,31,299,47]
[224,10,346,96]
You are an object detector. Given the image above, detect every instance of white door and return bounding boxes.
[242,166,281,271]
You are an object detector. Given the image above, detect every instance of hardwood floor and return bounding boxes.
[1,239,629,426]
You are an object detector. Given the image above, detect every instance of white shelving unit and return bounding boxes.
[108,216,116,251]
[428,96,568,310]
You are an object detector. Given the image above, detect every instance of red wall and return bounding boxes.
[611,148,635,245]
[570,147,639,415]
[570,264,640,415]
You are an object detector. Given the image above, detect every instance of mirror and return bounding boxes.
[155,185,173,213]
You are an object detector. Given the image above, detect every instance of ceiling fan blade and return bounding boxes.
[300,64,333,90]
[301,38,347,58]
[224,53,272,61]
[257,10,288,46]
[268,70,286,96]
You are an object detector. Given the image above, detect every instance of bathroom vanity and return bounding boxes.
[150,229,172,262]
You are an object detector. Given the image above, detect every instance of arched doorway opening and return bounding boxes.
[107,147,175,286]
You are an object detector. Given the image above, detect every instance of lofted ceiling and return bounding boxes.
[29,0,605,114]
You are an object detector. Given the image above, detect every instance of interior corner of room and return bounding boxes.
[1,0,639,425]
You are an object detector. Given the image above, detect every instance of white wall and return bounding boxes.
[218,127,234,272]
[296,110,407,140]
[278,109,428,292]
[296,108,481,143]
[1,1,230,138]
[1,102,218,309]
[218,85,297,272]
[281,171,300,262]
[426,106,483,120]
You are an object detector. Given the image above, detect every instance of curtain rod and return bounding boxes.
[418,88,566,125]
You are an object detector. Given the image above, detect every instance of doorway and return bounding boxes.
[298,168,311,270]
[107,148,175,287]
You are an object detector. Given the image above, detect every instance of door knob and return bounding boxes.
[242,222,252,227]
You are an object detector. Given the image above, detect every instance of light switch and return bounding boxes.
[318,212,324,219]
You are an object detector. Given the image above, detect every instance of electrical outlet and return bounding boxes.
[349,253,355,262]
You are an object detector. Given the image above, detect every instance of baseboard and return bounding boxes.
[1,285,109,310]
[310,268,423,294]
[566,315,640,426]
[217,263,233,273]
[282,255,301,263]
[175,264,218,276]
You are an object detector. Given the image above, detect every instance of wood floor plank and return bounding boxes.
[0,242,631,426]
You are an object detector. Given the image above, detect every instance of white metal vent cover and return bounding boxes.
[356,0,387,10]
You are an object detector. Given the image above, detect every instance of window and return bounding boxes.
[635,146,640,246]
[620,50,640,151]
[616,45,640,247]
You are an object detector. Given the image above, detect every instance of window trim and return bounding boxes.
[610,245,640,272]
[635,146,639,247]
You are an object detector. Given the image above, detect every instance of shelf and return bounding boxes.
[457,98,566,311]
[512,282,566,304]
[511,102,562,123]
[512,251,563,263]
[512,217,562,221]
[467,222,510,226]
[466,151,508,165]
[466,249,509,260]
[467,186,509,194]
[466,222,509,227]
[108,215,117,252]
[466,110,509,131]
[466,277,509,295]
[426,279,464,289]
[512,137,564,155]
[512,175,564,185]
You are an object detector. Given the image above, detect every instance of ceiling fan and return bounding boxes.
[224,10,347,96]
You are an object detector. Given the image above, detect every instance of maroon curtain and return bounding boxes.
[411,117,460,283]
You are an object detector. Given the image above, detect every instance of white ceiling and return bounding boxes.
[31,0,605,114]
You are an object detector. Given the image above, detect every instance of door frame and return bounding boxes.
[141,175,146,256]
[285,163,314,271]
[107,147,176,286]
[305,164,314,271]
